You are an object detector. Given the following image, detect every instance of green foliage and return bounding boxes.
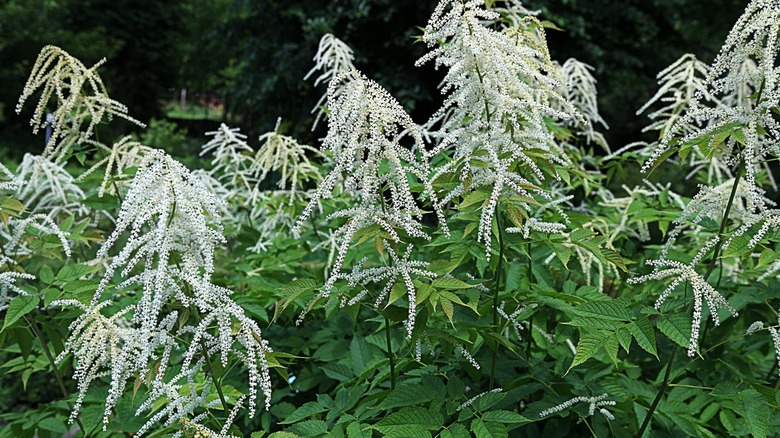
[3,1,780,437]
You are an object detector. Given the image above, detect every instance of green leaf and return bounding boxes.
[573,300,631,321]
[616,327,632,353]
[604,334,619,364]
[81,193,120,210]
[56,264,98,282]
[567,316,624,330]
[268,433,301,438]
[723,234,752,258]
[599,247,627,272]
[346,422,370,438]
[628,316,658,359]
[280,402,326,424]
[322,363,353,381]
[38,265,54,285]
[460,190,490,208]
[657,313,691,349]
[740,389,769,438]
[569,228,596,242]
[568,330,609,371]
[285,420,328,437]
[471,419,508,438]
[2,295,38,332]
[381,382,437,409]
[432,278,473,290]
[440,424,471,438]
[274,278,317,321]
[480,410,531,424]
[646,147,679,175]
[471,391,506,411]
[374,408,442,437]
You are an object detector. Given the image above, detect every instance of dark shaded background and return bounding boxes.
[0,0,746,159]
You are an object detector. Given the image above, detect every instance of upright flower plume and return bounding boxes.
[294,70,446,333]
[418,0,579,258]
[15,45,144,164]
[305,33,357,128]
[56,149,272,432]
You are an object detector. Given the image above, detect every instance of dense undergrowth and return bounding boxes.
[2,1,780,437]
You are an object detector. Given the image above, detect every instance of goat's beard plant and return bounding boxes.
[6,0,780,437]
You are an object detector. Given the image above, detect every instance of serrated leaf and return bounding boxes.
[460,190,490,208]
[605,334,619,364]
[570,228,596,242]
[38,265,54,285]
[573,300,631,321]
[567,316,624,330]
[647,147,679,175]
[657,313,691,349]
[374,408,442,437]
[480,410,531,424]
[628,316,658,359]
[268,433,301,438]
[471,391,506,411]
[381,382,437,409]
[285,420,328,437]
[568,330,609,371]
[274,278,317,321]
[347,422,369,438]
[440,424,471,438]
[740,389,769,438]
[432,277,473,290]
[616,327,632,353]
[723,234,752,258]
[280,402,327,424]
[505,204,526,228]
[440,297,455,326]
[600,247,627,272]
[2,294,38,332]
[56,264,98,282]
[387,281,406,307]
[471,419,508,438]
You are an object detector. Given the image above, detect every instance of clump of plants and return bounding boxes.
[2,1,780,437]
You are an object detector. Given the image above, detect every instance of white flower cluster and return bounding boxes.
[256,118,322,198]
[643,1,780,209]
[77,136,152,198]
[15,153,89,218]
[295,70,447,296]
[0,213,72,259]
[628,255,738,357]
[335,242,435,337]
[637,53,713,140]
[305,33,357,128]
[15,45,144,165]
[538,393,616,420]
[55,150,272,433]
[418,0,578,259]
[557,58,609,149]
[456,388,503,412]
[201,122,321,249]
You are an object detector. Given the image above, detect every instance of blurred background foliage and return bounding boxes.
[0,0,746,158]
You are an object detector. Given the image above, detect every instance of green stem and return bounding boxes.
[490,206,505,390]
[384,316,396,390]
[201,340,229,421]
[25,315,87,437]
[636,158,743,438]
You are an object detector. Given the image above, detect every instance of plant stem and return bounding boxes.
[490,206,505,390]
[384,316,396,390]
[25,315,87,436]
[200,339,229,420]
[637,158,743,438]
